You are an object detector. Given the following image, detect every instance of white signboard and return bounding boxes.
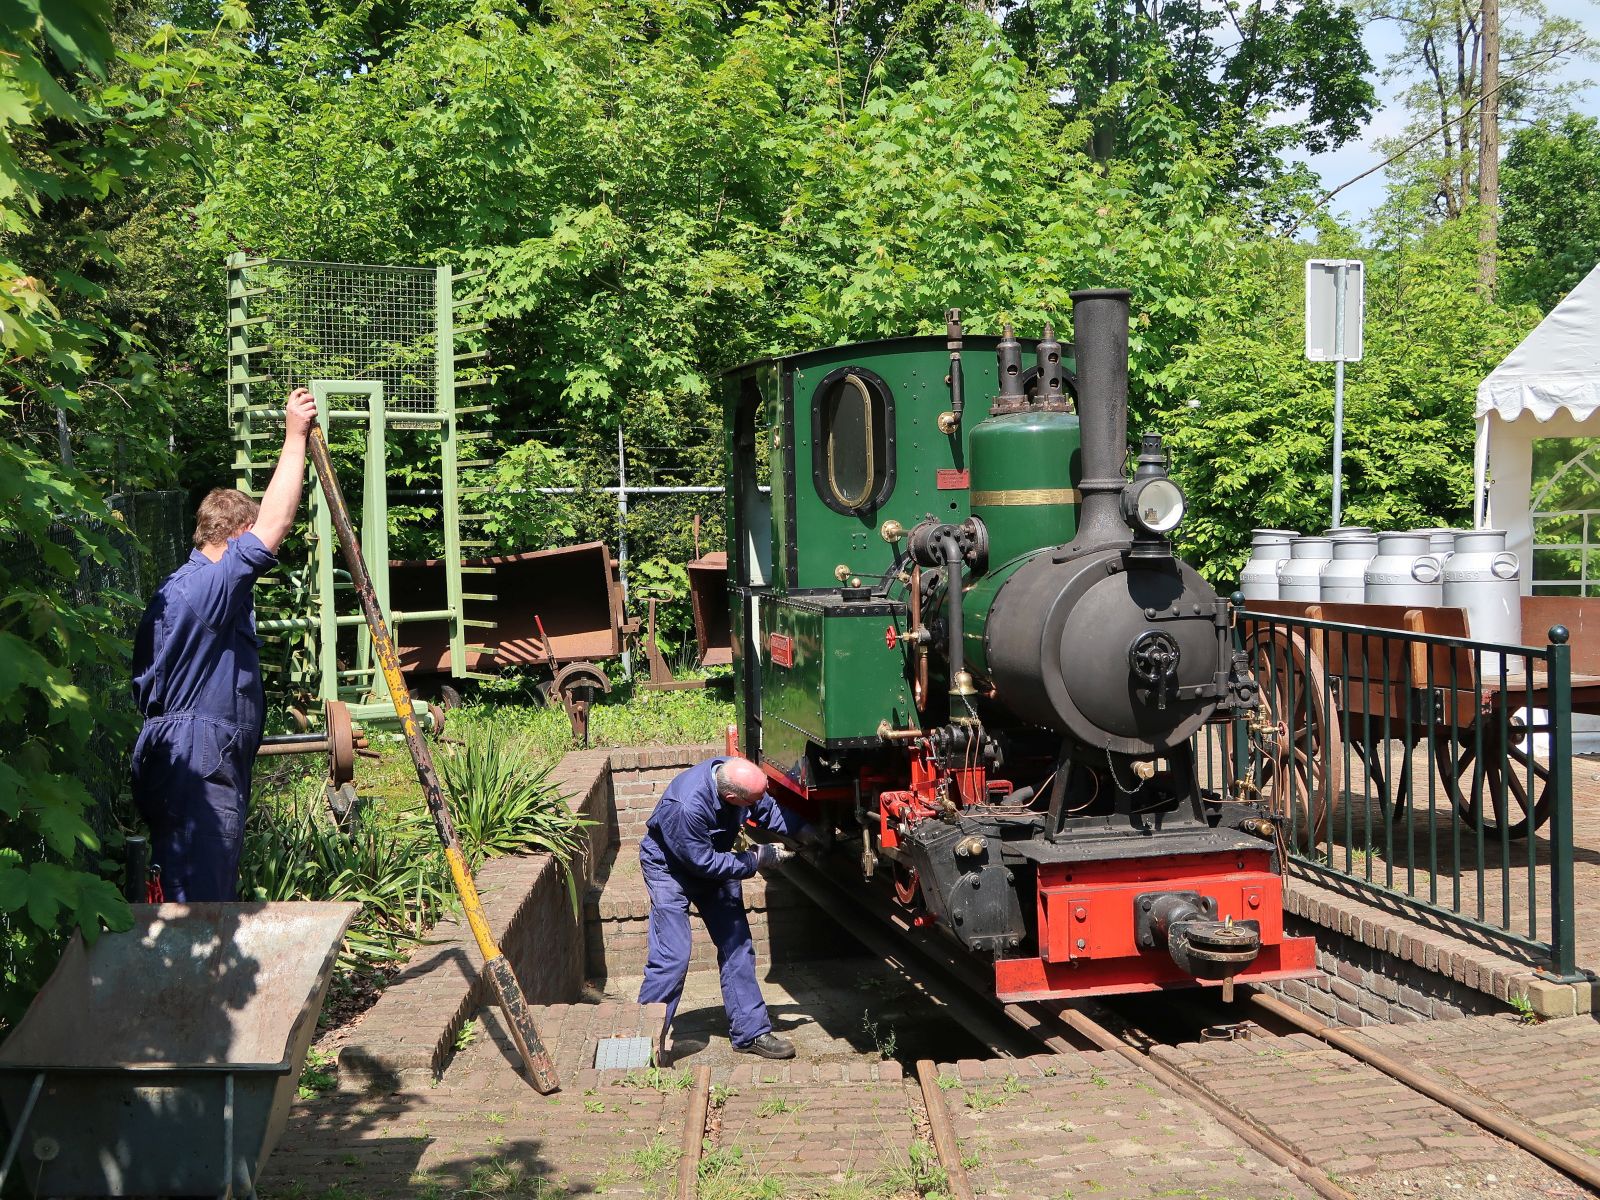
[1305,259,1365,362]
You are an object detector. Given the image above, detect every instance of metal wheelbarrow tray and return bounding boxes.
[0,901,358,1197]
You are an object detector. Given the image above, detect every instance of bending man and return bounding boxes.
[638,756,806,1060]
[130,387,317,901]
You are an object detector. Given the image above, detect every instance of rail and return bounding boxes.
[1215,606,1577,980]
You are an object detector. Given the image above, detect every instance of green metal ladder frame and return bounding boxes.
[225,255,497,727]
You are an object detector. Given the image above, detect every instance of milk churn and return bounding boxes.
[1417,528,1458,564]
[1240,529,1296,601]
[1443,529,1521,650]
[1365,531,1444,606]
[1321,531,1379,603]
[1279,535,1333,602]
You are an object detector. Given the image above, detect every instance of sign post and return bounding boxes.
[1305,259,1365,528]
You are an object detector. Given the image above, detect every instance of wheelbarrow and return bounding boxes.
[0,901,358,1197]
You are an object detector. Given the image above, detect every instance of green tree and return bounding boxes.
[1367,0,1592,221]
[1500,112,1600,311]
[1160,219,1539,583]
[0,0,247,1024]
[1001,0,1375,197]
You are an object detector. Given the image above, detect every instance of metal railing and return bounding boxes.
[1199,606,1577,980]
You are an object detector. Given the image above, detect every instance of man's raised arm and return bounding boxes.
[252,387,317,553]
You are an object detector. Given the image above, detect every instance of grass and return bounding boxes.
[695,1141,954,1200]
[756,1096,805,1117]
[630,1136,680,1176]
[883,1140,949,1197]
[619,1065,694,1093]
[296,1045,337,1099]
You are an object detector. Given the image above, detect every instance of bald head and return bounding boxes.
[715,758,769,807]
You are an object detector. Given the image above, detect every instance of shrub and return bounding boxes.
[436,731,593,909]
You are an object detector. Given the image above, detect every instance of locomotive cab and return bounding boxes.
[719,292,1316,1002]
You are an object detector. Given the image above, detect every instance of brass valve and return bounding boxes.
[880,519,905,543]
[835,564,852,582]
[877,720,925,742]
[937,411,960,435]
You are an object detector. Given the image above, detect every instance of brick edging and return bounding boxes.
[338,744,618,1091]
[337,741,723,1091]
[1284,875,1596,1019]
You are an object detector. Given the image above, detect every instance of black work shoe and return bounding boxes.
[732,1033,795,1060]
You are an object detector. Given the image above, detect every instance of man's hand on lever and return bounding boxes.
[754,843,793,873]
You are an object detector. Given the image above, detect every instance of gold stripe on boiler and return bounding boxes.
[970,487,1081,506]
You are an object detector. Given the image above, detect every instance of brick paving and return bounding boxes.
[1354,1013,1600,1157]
[257,743,1600,1200]
[265,998,1600,1200]
[931,1051,1316,1199]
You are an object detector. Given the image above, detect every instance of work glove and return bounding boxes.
[754,843,793,873]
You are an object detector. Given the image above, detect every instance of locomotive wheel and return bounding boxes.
[1241,629,1339,851]
[1432,721,1552,840]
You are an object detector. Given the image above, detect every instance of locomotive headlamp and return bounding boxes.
[1125,476,1186,535]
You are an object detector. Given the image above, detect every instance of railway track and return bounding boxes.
[762,855,1600,1200]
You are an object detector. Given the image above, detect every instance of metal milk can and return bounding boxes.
[1279,535,1333,602]
[1320,531,1379,603]
[1240,529,1295,602]
[1365,531,1444,606]
[1418,527,1458,565]
[1443,529,1521,649]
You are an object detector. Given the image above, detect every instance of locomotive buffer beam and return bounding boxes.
[1136,890,1262,1000]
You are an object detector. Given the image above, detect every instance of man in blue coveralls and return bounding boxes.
[130,387,318,902]
[638,756,807,1060]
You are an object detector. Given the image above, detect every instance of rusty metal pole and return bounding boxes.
[306,422,561,1093]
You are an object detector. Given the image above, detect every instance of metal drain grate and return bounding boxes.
[593,1036,654,1070]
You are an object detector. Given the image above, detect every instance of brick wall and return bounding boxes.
[1275,874,1588,1021]
[585,872,846,979]
[338,745,717,1092]
[1267,913,1506,1027]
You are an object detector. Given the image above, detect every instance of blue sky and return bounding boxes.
[1285,0,1600,226]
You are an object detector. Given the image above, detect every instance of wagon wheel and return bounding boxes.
[553,661,611,747]
[1240,628,1340,851]
[1431,719,1552,840]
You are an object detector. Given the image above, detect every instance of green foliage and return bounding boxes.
[632,555,693,659]
[435,730,594,909]
[297,1044,337,1099]
[470,440,581,553]
[884,1139,950,1198]
[1501,113,1600,312]
[236,785,452,966]
[0,0,247,1027]
[1002,0,1374,198]
[1161,220,1539,584]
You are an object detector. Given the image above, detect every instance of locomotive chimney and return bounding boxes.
[1068,288,1132,546]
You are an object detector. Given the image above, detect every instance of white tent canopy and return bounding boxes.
[1474,263,1600,580]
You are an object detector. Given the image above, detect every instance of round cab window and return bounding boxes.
[813,367,894,516]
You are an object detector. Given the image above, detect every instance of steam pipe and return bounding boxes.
[940,534,975,699]
[1068,288,1132,545]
